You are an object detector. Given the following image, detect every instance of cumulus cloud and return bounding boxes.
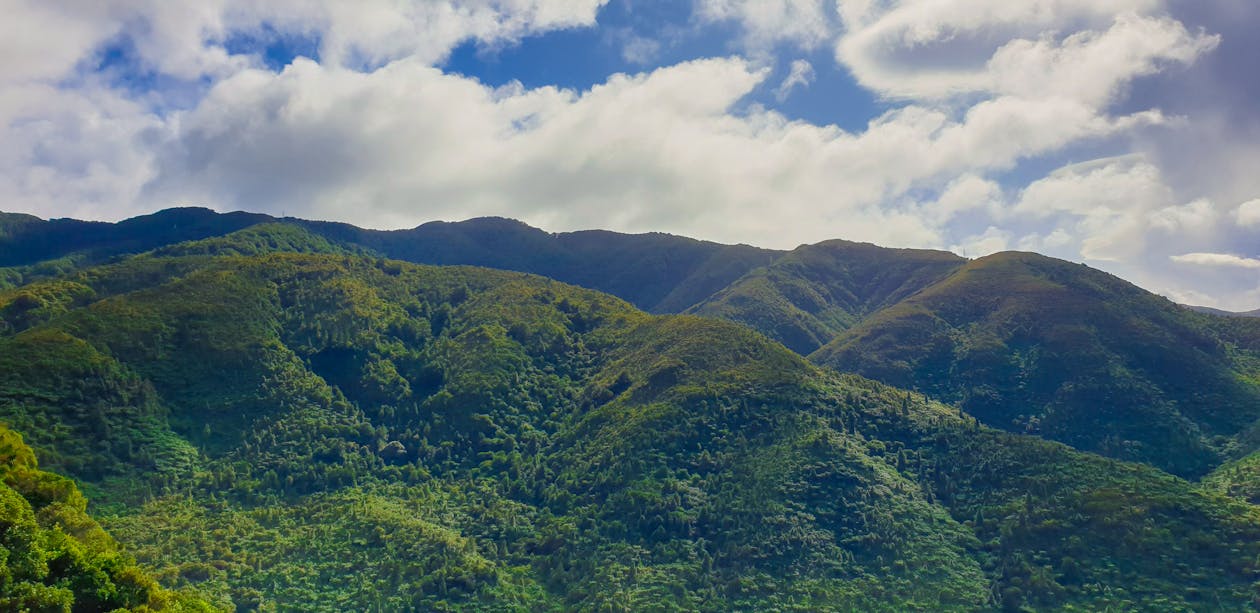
[951,226,1011,257]
[696,0,834,54]
[141,57,940,246]
[1235,199,1260,227]
[1,0,609,86]
[1003,156,1225,261]
[833,0,1181,100]
[126,47,1193,249]
[4,0,1260,308]
[1171,253,1260,269]
[0,0,609,220]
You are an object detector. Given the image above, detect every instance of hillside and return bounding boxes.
[0,424,217,611]
[0,208,271,271]
[811,251,1260,477]
[9,211,1260,481]
[0,239,1256,609]
[0,208,780,314]
[688,240,965,354]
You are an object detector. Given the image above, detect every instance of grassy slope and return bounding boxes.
[811,251,1260,478]
[689,240,964,354]
[0,234,1254,610]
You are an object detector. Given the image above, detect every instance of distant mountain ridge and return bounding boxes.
[687,239,965,354]
[0,208,780,314]
[1186,304,1260,318]
[5,207,1260,478]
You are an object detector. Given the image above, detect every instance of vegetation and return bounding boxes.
[0,227,1256,610]
[18,210,1260,481]
[0,209,778,313]
[688,240,963,354]
[811,252,1260,478]
[0,425,218,611]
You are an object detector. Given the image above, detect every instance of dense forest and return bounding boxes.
[2,211,1260,609]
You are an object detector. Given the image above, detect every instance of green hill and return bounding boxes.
[811,251,1260,478]
[0,245,1256,609]
[9,210,1260,482]
[688,240,964,354]
[0,424,218,611]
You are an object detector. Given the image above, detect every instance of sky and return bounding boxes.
[4,0,1260,310]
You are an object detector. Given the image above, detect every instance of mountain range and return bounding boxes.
[2,208,1260,610]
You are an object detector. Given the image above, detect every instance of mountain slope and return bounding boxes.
[0,208,270,270]
[293,216,781,313]
[688,240,965,354]
[811,251,1260,477]
[0,425,217,611]
[10,211,1260,482]
[0,208,780,314]
[0,246,1256,609]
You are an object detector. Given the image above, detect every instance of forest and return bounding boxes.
[1,212,1260,610]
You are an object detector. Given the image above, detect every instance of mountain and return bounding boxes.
[811,251,1260,477]
[0,236,1258,610]
[296,217,783,314]
[0,208,780,314]
[1187,304,1260,318]
[687,240,965,354]
[0,208,271,270]
[8,209,1260,481]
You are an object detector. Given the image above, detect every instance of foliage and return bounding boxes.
[0,245,1256,611]
[689,240,963,354]
[812,252,1260,478]
[0,425,218,612]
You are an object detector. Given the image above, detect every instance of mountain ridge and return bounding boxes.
[6,208,1260,476]
[1,243,1259,609]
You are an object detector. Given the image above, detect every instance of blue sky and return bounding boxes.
[4,0,1260,309]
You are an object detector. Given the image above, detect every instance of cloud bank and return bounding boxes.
[4,0,1260,309]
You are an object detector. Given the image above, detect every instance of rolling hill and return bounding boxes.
[8,209,1260,482]
[0,234,1258,609]
[810,251,1260,477]
[687,240,965,354]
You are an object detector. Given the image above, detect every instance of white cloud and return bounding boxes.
[927,174,1003,223]
[121,50,1192,250]
[835,1,1214,102]
[1017,228,1074,254]
[1005,156,1226,261]
[951,226,1011,257]
[1171,253,1260,269]
[615,32,662,65]
[986,14,1218,106]
[1236,199,1260,227]
[140,57,946,247]
[0,1,609,87]
[4,0,1259,310]
[773,59,815,101]
[1013,156,1172,219]
[696,0,834,54]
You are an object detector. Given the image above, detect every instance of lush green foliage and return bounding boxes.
[0,425,217,611]
[0,238,1257,610]
[812,252,1260,478]
[689,240,963,354]
[21,209,1260,483]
